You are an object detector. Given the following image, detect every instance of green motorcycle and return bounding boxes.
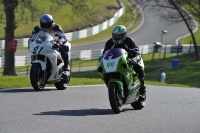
[97,48,146,114]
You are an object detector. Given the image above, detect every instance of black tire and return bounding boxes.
[131,92,146,110]
[30,63,45,91]
[54,78,69,90]
[108,82,123,114]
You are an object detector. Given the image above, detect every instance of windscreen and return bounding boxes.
[104,48,126,59]
[35,31,53,44]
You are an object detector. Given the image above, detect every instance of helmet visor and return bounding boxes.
[40,22,52,29]
[112,33,123,41]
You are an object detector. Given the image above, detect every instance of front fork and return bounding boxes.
[39,70,46,88]
[32,60,47,88]
[108,79,124,98]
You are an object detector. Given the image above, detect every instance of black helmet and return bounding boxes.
[40,14,53,29]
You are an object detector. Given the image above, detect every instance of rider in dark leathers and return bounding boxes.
[28,14,70,71]
[101,25,146,95]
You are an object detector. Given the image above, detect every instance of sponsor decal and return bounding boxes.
[107,62,114,67]
[52,56,56,61]
[125,91,136,104]
[126,72,130,79]
[108,53,114,59]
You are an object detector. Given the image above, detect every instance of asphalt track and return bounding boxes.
[0,85,200,133]
[71,1,190,52]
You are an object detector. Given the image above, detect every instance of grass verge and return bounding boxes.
[1,1,198,89]
[0,0,141,51]
[0,0,119,39]
[1,53,200,89]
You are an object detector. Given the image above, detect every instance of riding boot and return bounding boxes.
[63,57,70,71]
[139,77,146,95]
[137,67,146,95]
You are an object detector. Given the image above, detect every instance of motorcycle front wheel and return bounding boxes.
[108,82,123,114]
[30,63,45,91]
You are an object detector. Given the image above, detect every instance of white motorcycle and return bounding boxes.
[29,30,71,91]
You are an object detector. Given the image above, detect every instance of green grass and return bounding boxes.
[0,52,174,74]
[0,0,118,39]
[1,52,200,89]
[1,1,199,89]
[180,4,200,44]
[0,59,99,74]
[1,54,199,89]
[71,53,200,88]
[0,0,140,51]
[66,0,141,46]
[181,28,200,44]
[0,76,104,88]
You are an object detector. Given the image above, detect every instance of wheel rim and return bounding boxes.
[116,90,123,109]
[37,68,45,88]
[63,83,68,88]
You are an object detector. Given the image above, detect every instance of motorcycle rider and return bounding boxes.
[28,14,70,71]
[101,25,146,95]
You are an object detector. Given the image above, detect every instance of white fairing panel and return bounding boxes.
[46,51,63,81]
[29,30,64,82]
[29,31,54,55]
[103,57,120,73]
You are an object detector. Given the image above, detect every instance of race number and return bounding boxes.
[33,46,43,54]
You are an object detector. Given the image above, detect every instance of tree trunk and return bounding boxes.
[170,0,199,60]
[3,0,18,75]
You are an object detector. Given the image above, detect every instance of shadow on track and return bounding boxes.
[0,88,57,93]
[33,108,134,116]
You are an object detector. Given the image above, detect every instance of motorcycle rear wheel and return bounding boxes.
[108,82,123,114]
[30,63,45,91]
[54,71,71,90]
[131,92,146,110]
[54,78,69,90]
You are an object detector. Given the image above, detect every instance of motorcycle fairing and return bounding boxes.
[32,60,46,70]
[127,78,140,90]
[103,57,120,73]
[98,48,141,105]
[46,51,63,81]
[29,31,54,54]
[124,89,139,105]
[108,79,123,92]
[29,30,64,82]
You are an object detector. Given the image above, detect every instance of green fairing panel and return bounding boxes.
[108,80,123,91]
[97,48,142,104]
[98,48,139,89]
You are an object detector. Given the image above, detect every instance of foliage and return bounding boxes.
[0,0,118,39]
[70,0,141,45]
[139,0,199,60]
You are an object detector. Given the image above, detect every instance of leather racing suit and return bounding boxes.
[28,23,71,71]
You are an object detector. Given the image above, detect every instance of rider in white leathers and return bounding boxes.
[28,14,71,71]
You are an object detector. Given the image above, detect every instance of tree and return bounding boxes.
[3,0,18,75]
[1,0,89,75]
[136,0,199,60]
[2,0,38,75]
